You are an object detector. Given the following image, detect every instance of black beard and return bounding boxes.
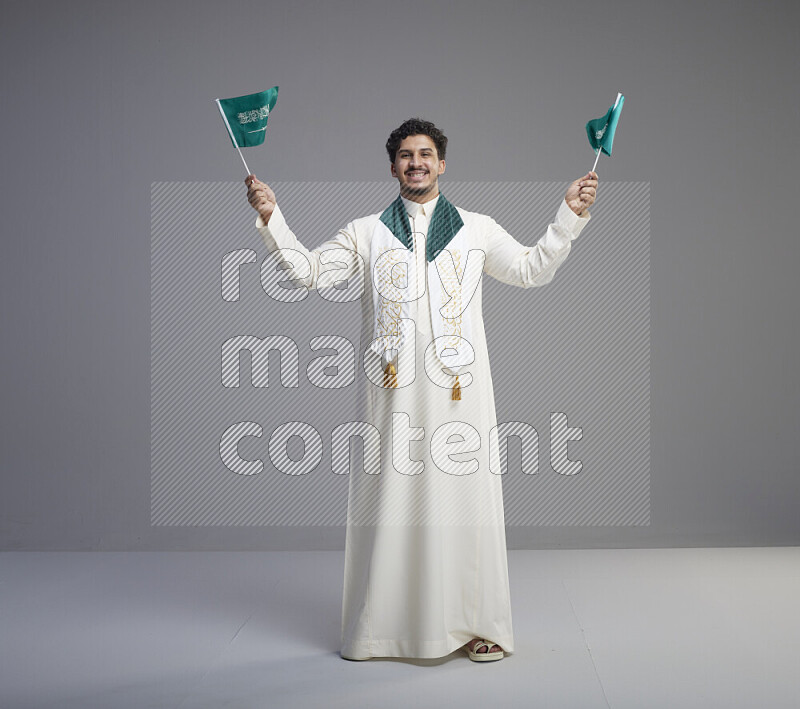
[400,178,436,199]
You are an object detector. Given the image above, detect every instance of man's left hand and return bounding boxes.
[565,171,598,216]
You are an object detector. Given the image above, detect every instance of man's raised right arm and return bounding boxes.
[245,174,362,291]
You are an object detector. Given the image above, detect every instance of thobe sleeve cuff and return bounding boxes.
[255,203,292,252]
[555,198,591,238]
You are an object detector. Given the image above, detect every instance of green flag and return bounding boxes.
[586,92,624,157]
[216,86,279,148]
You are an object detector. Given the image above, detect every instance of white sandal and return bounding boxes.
[464,638,504,662]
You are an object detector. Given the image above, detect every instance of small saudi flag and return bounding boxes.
[215,86,279,173]
[586,92,624,171]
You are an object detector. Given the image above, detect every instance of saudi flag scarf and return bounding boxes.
[368,194,485,400]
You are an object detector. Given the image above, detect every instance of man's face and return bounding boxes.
[390,134,446,201]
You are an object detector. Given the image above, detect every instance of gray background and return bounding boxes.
[1,0,797,550]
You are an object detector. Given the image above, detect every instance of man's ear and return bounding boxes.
[438,159,446,176]
[390,162,397,178]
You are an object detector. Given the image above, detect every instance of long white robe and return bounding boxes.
[256,193,590,659]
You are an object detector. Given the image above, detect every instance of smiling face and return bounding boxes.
[390,134,446,203]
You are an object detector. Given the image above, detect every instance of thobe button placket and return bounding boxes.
[408,204,461,401]
[413,209,433,339]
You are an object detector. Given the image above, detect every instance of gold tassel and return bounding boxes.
[383,362,397,388]
[452,374,461,401]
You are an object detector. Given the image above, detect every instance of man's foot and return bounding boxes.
[464,637,504,661]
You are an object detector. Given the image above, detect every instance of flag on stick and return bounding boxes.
[586,92,624,172]
[215,86,279,174]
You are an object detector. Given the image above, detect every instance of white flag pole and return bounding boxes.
[592,148,602,173]
[215,99,251,175]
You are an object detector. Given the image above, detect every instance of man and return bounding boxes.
[246,118,597,662]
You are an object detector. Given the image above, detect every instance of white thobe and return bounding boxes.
[256,192,590,659]
[401,193,437,339]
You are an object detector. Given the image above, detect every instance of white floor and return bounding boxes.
[1,547,799,709]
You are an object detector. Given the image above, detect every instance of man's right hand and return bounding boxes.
[245,174,276,224]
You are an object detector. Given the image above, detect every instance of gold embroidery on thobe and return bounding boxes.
[374,250,405,388]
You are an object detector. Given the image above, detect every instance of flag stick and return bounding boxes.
[592,148,602,173]
[215,99,251,175]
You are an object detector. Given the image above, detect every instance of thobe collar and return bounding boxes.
[400,193,439,219]
[379,192,465,262]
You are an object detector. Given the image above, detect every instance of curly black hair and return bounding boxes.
[385,118,448,163]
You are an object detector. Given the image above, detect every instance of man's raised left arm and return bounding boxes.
[483,171,598,288]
